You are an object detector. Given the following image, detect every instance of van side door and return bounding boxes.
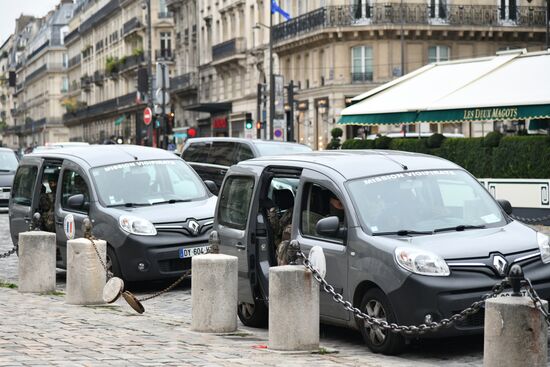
[215,165,263,304]
[9,157,42,244]
[294,168,350,321]
[54,162,93,267]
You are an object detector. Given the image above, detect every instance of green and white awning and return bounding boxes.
[339,50,550,126]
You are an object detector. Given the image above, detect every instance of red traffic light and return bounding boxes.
[187,127,197,138]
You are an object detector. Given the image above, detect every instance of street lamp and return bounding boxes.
[253,22,273,140]
[142,0,154,146]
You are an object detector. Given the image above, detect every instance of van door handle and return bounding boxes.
[236,242,245,250]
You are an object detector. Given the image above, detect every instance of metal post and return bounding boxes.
[287,80,294,142]
[400,0,405,76]
[147,0,154,147]
[161,63,166,150]
[257,83,262,139]
[269,9,274,141]
[546,0,549,50]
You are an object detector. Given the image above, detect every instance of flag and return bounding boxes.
[271,0,291,21]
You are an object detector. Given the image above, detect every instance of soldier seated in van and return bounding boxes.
[267,188,294,266]
[38,174,58,232]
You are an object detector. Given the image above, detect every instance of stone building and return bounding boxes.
[272,0,548,148]
[61,0,176,145]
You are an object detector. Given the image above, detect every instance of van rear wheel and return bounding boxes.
[237,297,268,327]
[359,288,405,355]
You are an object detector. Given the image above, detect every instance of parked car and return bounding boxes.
[212,150,550,354]
[9,145,216,282]
[0,148,20,208]
[181,138,312,191]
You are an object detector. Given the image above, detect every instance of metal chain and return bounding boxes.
[0,244,18,259]
[298,251,509,336]
[137,270,192,302]
[510,213,550,224]
[85,234,112,279]
[522,278,550,326]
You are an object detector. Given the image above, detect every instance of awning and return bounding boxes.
[184,102,232,114]
[339,49,550,126]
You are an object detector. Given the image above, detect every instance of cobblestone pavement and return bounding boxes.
[0,213,549,366]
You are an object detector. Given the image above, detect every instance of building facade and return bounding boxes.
[272,0,548,149]
[62,0,177,146]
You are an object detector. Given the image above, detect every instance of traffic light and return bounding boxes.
[167,112,175,134]
[245,112,253,129]
[256,121,261,130]
[187,127,197,138]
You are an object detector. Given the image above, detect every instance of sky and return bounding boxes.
[0,0,60,46]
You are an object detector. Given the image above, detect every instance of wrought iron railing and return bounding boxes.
[123,17,142,36]
[120,54,145,71]
[155,49,175,61]
[170,72,197,92]
[63,92,142,123]
[273,4,548,43]
[158,11,173,19]
[68,54,81,69]
[351,71,374,83]
[25,64,47,84]
[212,38,245,61]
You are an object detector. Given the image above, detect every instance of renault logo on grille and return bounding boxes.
[188,220,200,235]
[493,255,508,276]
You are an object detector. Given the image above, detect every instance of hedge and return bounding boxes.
[341,135,550,178]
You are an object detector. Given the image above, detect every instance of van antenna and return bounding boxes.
[375,151,408,170]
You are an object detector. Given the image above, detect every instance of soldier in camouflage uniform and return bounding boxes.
[267,206,293,265]
[38,176,57,232]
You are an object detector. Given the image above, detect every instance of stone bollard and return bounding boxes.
[66,238,107,305]
[191,254,238,333]
[269,265,319,351]
[484,296,548,367]
[18,231,57,293]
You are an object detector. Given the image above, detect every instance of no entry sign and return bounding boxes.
[143,107,153,125]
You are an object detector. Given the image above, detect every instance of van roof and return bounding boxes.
[25,145,178,168]
[242,150,460,180]
[185,137,309,147]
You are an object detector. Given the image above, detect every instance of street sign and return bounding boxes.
[273,118,285,141]
[143,107,153,125]
[156,62,170,89]
[155,89,170,105]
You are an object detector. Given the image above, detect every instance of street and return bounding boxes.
[2,213,544,367]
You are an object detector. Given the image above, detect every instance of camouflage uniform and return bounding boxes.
[267,207,293,265]
[38,191,55,232]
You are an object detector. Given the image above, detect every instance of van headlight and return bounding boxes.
[537,232,550,264]
[119,215,157,236]
[395,247,450,276]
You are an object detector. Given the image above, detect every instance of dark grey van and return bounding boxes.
[9,145,216,282]
[212,150,550,354]
[181,137,312,190]
[0,148,20,208]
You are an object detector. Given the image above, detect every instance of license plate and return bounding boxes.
[178,245,210,259]
[0,192,9,199]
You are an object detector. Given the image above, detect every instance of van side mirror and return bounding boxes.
[204,180,218,195]
[316,216,346,238]
[67,194,85,210]
[497,199,513,215]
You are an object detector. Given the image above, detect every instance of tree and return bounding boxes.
[326,127,344,150]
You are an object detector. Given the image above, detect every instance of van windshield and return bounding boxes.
[347,170,506,235]
[91,159,207,207]
[0,150,19,171]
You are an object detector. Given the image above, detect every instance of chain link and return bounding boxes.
[0,244,17,259]
[510,213,550,224]
[522,278,550,326]
[137,270,192,302]
[298,251,509,336]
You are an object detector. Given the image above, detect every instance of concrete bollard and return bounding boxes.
[18,231,57,293]
[484,297,548,367]
[66,238,107,305]
[269,265,319,351]
[191,254,238,333]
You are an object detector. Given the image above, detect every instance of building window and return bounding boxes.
[160,32,172,58]
[429,0,447,19]
[500,0,517,21]
[353,0,372,19]
[351,46,373,82]
[428,45,450,63]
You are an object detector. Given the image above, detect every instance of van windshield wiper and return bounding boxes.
[372,229,433,236]
[433,224,486,233]
[151,199,191,205]
[106,202,151,208]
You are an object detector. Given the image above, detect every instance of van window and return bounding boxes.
[12,165,38,206]
[218,176,254,230]
[61,170,90,213]
[207,142,237,166]
[300,183,345,241]
[182,142,210,162]
[235,143,254,162]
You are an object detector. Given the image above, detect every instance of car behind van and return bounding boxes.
[9,145,216,282]
[212,150,550,354]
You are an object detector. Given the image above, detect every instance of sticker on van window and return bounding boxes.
[102,160,176,172]
[64,214,75,240]
[363,170,456,185]
[481,214,500,224]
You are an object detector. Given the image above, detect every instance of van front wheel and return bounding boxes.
[359,288,405,355]
[106,246,122,280]
[237,298,268,328]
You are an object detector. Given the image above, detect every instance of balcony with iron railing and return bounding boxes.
[155,49,175,61]
[272,4,548,44]
[119,54,145,73]
[157,11,173,19]
[212,37,246,62]
[68,54,81,69]
[123,17,143,37]
[170,72,197,93]
[351,71,374,83]
[63,92,142,124]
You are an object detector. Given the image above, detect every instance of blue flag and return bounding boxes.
[271,0,291,20]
